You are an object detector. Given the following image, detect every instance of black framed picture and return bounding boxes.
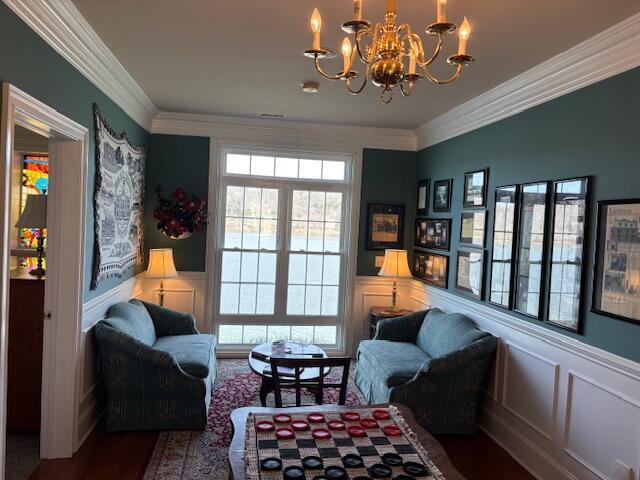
[366,204,405,250]
[413,251,449,289]
[463,169,488,208]
[414,218,451,251]
[433,179,452,213]
[416,179,429,216]
[547,177,590,332]
[592,198,640,325]
[514,181,549,319]
[489,185,519,309]
[460,210,487,247]
[456,248,485,300]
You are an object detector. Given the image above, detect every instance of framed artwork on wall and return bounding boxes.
[547,177,590,332]
[455,248,485,300]
[413,251,449,289]
[514,181,549,319]
[460,210,487,247]
[489,185,518,309]
[463,168,488,208]
[433,179,452,213]
[366,203,405,250]
[592,198,640,325]
[414,218,451,251]
[416,179,429,216]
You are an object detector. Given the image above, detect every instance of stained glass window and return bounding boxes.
[19,154,49,268]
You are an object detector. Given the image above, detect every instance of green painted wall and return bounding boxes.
[144,134,210,271]
[0,4,150,301]
[417,66,640,362]
[357,149,418,276]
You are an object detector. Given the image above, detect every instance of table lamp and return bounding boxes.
[15,194,47,276]
[377,249,412,312]
[146,248,179,306]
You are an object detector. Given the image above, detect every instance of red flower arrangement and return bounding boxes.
[153,186,208,239]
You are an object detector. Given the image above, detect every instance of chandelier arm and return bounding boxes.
[421,63,463,84]
[416,35,444,68]
[380,88,394,104]
[346,66,369,95]
[400,81,414,97]
[355,30,374,64]
[314,56,344,81]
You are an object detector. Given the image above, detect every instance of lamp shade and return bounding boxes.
[15,194,47,228]
[146,248,179,279]
[378,249,412,278]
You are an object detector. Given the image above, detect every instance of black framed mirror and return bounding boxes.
[547,177,589,332]
[489,185,518,309]
[514,181,549,318]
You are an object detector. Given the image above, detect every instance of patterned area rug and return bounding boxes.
[143,359,365,480]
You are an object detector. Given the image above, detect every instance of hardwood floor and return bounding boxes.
[27,426,534,480]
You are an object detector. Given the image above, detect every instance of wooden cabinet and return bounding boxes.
[7,269,45,431]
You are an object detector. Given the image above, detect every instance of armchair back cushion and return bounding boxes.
[104,300,156,346]
[416,308,490,358]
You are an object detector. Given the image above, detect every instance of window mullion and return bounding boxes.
[274,184,291,319]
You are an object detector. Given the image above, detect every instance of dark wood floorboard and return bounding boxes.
[27,427,533,480]
[437,431,535,480]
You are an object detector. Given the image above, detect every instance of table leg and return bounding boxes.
[259,377,273,407]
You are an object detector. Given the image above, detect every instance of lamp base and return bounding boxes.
[29,267,45,277]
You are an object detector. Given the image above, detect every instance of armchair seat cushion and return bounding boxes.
[153,334,216,379]
[358,340,430,387]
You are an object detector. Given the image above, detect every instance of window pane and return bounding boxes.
[309,192,326,221]
[288,254,307,284]
[242,219,260,249]
[305,285,322,315]
[221,252,241,282]
[256,285,275,314]
[226,186,244,216]
[287,285,305,314]
[325,193,342,222]
[243,325,267,344]
[275,157,298,178]
[291,326,314,343]
[299,159,322,179]
[240,252,258,282]
[314,326,337,344]
[291,221,308,251]
[292,191,309,220]
[322,161,345,180]
[324,222,341,252]
[261,189,278,219]
[227,154,250,174]
[218,325,243,343]
[321,286,339,315]
[323,255,340,285]
[258,253,277,283]
[244,188,261,217]
[250,156,275,176]
[306,255,323,285]
[268,325,291,341]
[308,222,324,252]
[259,219,277,250]
[239,284,257,314]
[224,218,242,248]
[220,284,239,314]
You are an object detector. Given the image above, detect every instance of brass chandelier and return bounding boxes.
[304,0,474,103]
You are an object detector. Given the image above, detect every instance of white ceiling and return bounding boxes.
[71,0,639,130]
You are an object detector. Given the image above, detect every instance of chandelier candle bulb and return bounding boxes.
[386,0,397,16]
[458,17,471,55]
[311,8,322,50]
[353,0,363,21]
[409,49,416,75]
[342,37,352,73]
[436,0,447,23]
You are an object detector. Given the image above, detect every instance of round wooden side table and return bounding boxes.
[369,306,413,338]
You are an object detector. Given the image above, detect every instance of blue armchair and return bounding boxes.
[355,308,496,434]
[94,300,217,431]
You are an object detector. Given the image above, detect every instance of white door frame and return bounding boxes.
[0,83,88,474]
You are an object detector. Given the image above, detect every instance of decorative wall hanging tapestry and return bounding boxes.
[91,105,146,289]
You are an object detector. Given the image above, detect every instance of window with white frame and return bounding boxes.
[215,149,352,348]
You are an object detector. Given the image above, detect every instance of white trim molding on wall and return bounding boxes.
[414,12,640,150]
[2,0,158,130]
[353,276,640,480]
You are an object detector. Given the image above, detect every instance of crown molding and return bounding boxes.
[415,12,640,151]
[151,111,418,152]
[3,0,158,131]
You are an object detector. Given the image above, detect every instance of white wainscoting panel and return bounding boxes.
[353,276,640,480]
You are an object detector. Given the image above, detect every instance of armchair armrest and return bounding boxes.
[139,300,199,337]
[374,310,429,343]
